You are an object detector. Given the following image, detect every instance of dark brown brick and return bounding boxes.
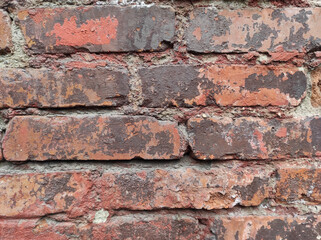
[0,68,129,109]
[139,64,307,107]
[98,164,273,210]
[188,117,321,160]
[186,8,321,53]
[2,115,185,161]
[0,10,12,53]
[209,216,321,240]
[0,215,204,240]
[0,172,92,218]
[18,6,175,53]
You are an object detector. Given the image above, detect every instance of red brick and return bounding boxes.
[311,67,321,107]
[209,216,321,240]
[0,68,129,109]
[0,10,12,53]
[18,6,175,53]
[188,117,321,160]
[2,115,185,161]
[98,165,273,210]
[0,216,204,240]
[140,64,307,107]
[276,168,321,203]
[187,8,321,53]
[0,172,92,218]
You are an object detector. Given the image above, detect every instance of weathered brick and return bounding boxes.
[140,64,307,107]
[276,168,321,203]
[0,10,12,53]
[18,6,175,53]
[0,68,129,109]
[92,215,203,240]
[188,117,321,160]
[98,165,273,210]
[210,216,321,240]
[311,67,321,107]
[2,115,185,161]
[0,216,203,240]
[186,8,321,53]
[0,172,92,218]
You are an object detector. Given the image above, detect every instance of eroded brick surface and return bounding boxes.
[140,64,307,107]
[0,172,92,218]
[18,6,175,53]
[0,10,12,53]
[0,68,129,109]
[98,165,273,210]
[276,168,321,203]
[2,115,185,161]
[210,216,321,240]
[188,117,321,160]
[0,216,204,240]
[186,8,321,53]
[311,67,321,107]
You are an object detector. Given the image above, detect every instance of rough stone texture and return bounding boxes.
[18,6,175,53]
[209,216,321,240]
[186,8,321,53]
[0,172,92,218]
[276,168,321,203]
[2,115,185,161]
[188,117,321,160]
[98,165,273,210]
[0,216,204,240]
[311,66,321,107]
[0,10,11,53]
[0,68,129,109]
[140,64,307,107]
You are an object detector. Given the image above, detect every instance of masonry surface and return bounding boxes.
[0,0,321,239]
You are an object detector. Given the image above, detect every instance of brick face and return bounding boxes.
[209,216,321,240]
[0,172,93,218]
[0,216,205,240]
[188,117,321,160]
[2,115,185,161]
[140,64,307,107]
[18,6,175,53]
[186,8,321,53]
[0,10,11,53]
[276,168,321,203]
[98,166,273,210]
[0,68,129,108]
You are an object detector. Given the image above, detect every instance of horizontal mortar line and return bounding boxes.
[0,157,320,174]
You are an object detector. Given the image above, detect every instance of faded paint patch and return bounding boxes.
[48,16,118,46]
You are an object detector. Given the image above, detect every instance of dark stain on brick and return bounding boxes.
[38,174,76,205]
[310,118,321,152]
[189,118,261,160]
[244,70,307,100]
[114,172,155,204]
[255,217,321,240]
[0,68,129,109]
[210,218,227,240]
[140,65,215,107]
[233,177,268,202]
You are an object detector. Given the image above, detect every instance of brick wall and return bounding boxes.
[0,0,321,239]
